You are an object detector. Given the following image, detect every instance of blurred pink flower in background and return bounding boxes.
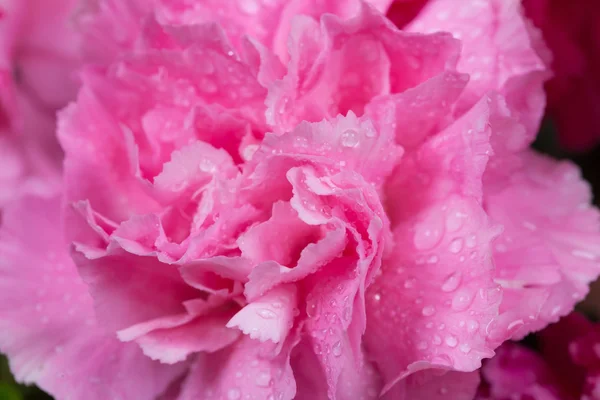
[0,1,599,400]
[0,0,81,208]
[477,313,600,400]
[523,0,600,152]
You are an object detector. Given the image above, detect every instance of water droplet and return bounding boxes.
[445,335,458,348]
[257,309,277,319]
[417,341,428,350]
[441,272,461,292]
[272,301,283,309]
[522,221,537,231]
[199,158,216,173]
[439,387,448,395]
[459,343,471,353]
[427,255,439,264]
[332,341,342,357]
[433,335,442,345]
[340,129,360,148]
[227,388,241,400]
[452,288,474,311]
[449,238,463,253]
[414,213,444,250]
[465,234,477,248]
[404,278,416,289]
[446,210,467,232]
[343,306,351,322]
[294,136,308,148]
[422,306,436,316]
[255,370,272,387]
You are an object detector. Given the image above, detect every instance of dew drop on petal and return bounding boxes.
[465,234,477,248]
[445,335,458,348]
[446,210,467,232]
[449,238,463,254]
[452,288,474,311]
[422,306,436,316]
[227,388,241,400]
[340,129,360,148]
[257,309,277,319]
[332,341,342,357]
[441,272,461,292]
[255,370,272,387]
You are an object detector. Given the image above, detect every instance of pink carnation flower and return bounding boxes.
[477,313,600,400]
[1,1,600,400]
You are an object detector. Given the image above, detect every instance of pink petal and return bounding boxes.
[257,112,402,185]
[367,96,500,392]
[153,140,238,198]
[177,336,297,400]
[292,338,383,400]
[243,224,347,300]
[129,313,240,364]
[59,88,160,223]
[385,95,493,226]
[155,0,394,63]
[364,71,468,151]
[75,0,150,64]
[1,0,81,109]
[72,244,199,332]
[238,201,320,266]
[227,284,297,343]
[155,0,290,54]
[0,194,184,399]
[484,151,600,341]
[267,2,459,133]
[406,0,549,140]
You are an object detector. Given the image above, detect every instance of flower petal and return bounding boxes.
[484,151,600,341]
[177,336,298,400]
[406,0,549,140]
[0,194,184,400]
